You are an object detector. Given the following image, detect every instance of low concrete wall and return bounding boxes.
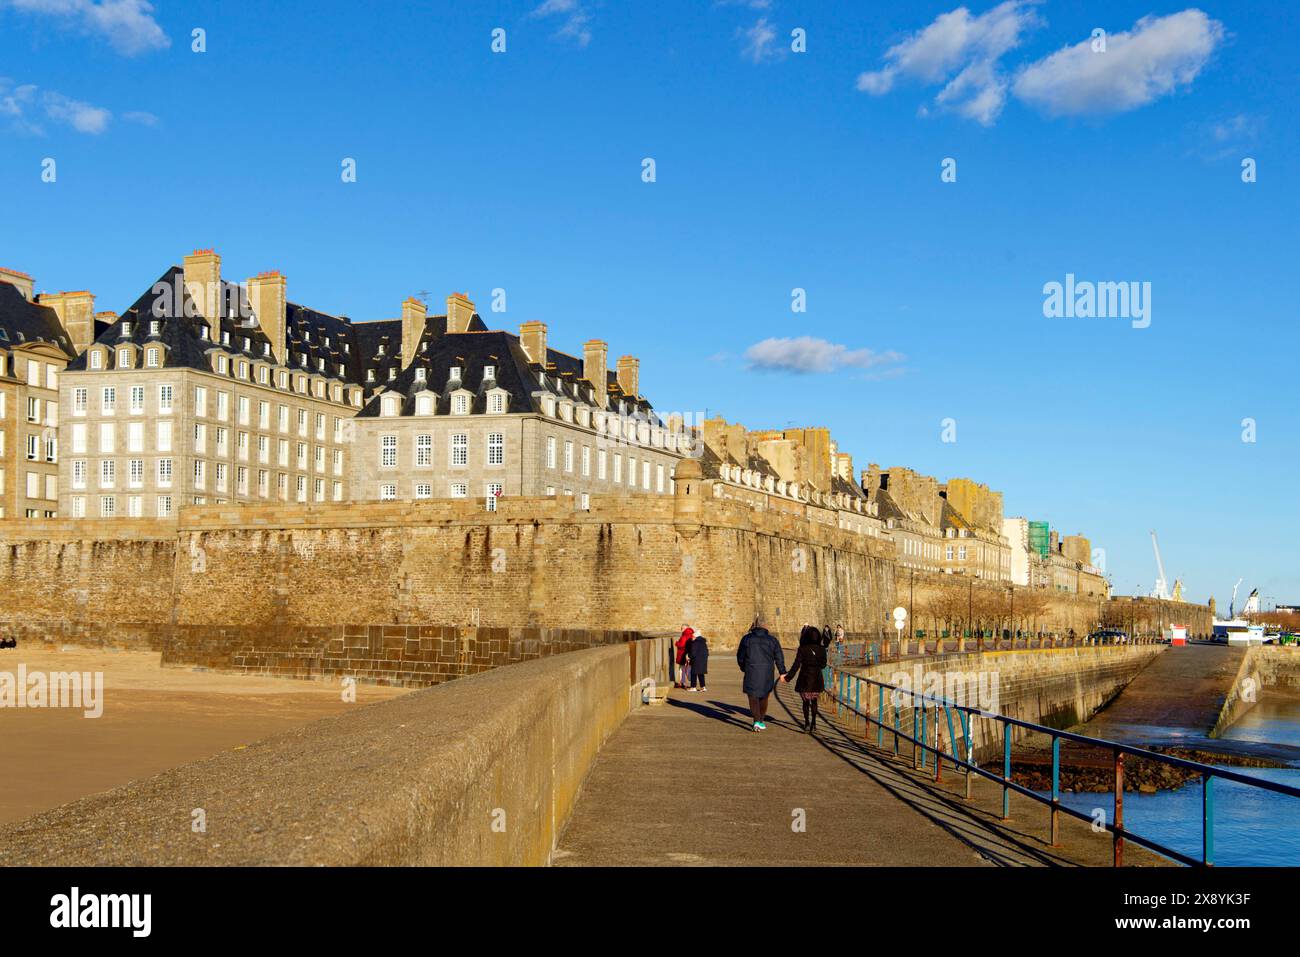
[845,645,1163,763]
[0,636,672,866]
[1214,645,1300,736]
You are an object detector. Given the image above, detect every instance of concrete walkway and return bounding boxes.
[555,658,1154,866]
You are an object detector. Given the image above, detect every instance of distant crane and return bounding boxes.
[1149,530,1171,600]
[1229,578,1244,617]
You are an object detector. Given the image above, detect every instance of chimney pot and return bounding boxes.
[519,321,548,365]
[616,354,640,400]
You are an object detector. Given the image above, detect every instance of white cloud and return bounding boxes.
[42,90,109,132]
[738,17,779,63]
[1013,10,1224,116]
[4,0,170,56]
[856,0,1041,125]
[744,336,904,375]
[531,0,591,47]
[122,109,158,126]
[0,78,112,134]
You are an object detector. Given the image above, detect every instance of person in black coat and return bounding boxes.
[737,616,787,731]
[785,624,830,732]
[685,632,709,691]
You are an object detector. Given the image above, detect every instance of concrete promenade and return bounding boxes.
[555,653,1159,867]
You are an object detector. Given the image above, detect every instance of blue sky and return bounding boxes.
[2,1,1297,607]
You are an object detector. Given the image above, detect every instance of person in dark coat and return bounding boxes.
[785,625,830,732]
[685,632,709,691]
[736,616,787,731]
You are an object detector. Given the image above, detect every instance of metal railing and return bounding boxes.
[828,634,1162,668]
[824,668,1300,866]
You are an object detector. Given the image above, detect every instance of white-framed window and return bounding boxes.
[546,436,557,469]
[238,396,250,425]
[237,431,249,460]
[314,477,324,501]
[278,405,289,432]
[580,492,590,510]
[582,445,591,477]
[159,384,173,413]
[450,483,468,498]
[99,422,115,453]
[100,495,115,518]
[452,393,468,415]
[157,420,172,452]
[278,438,289,466]
[297,409,307,435]
[296,475,307,502]
[657,463,665,493]
[100,460,115,488]
[488,392,505,414]
[258,401,270,428]
[333,448,343,475]
[25,434,38,460]
[451,433,468,466]
[194,460,205,488]
[194,386,206,416]
[128,421,144,453]
[215,462,227,491]
[485,483,503,511]
[194,423,206,452]
[73,388,87,415]
[258,470,269,497]
[415,393,434,415]
[415,434,432,467]
[613,454,622,484]
[380,483,397,501]
[101,387,116,414]
[129,459,143,487]
[598,448,607,480]
[487,432,504,466]
[71,495,85,518]
[563,440,573,473]
[642,460,651,490]
[158,459,173,487]
[296,441,307,469]
[415,483,432,499]
[146,348,159,368]
[127,495,142,518]
[381,434,398,468]
[332,481,343,501]
[72,460,87,488]
[157,494,172,518]
[130,385,144,413]
[89,350,102,370]
[237,466,249,495]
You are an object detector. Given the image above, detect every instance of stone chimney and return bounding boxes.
[400,297,427,368]
[616,355,639,400]
[183,248,222,336]
[247,271,287,364]
[0,267,35,301]
[446,292,475,334]
[583,339,608,407]
[519,321,547,365]
[37,290,97,355]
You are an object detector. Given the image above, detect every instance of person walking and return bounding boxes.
[686,631,709,692]
[785,625,830,732]
[675,626,694,689]
[737,616,787,731]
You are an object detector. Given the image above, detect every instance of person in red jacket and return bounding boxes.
[675,626,694,688]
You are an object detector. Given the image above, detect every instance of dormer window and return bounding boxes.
[118,348,131,368]
[488,392,505,415]
[299,353,307,367]
[416,394,434,415]
[243,337,251,351]
[453,394,468,415]
[304,330,312,343]
[199,326,209,341]
[146,348,160,368]
[149,321,160,335]
[388,368,396,381]
[221,330,230,345]
[414,367,426,383]
[381,394,399,416]
[420,341,428,352]
[366,369,375,382]
[317,357,325,371]
[483,365,495,380]
[376,343,385,356]
[449,366,461,381]
[323,335,330,347]
[263,343,271,356]
[343,343,349,354]
[121,322,133,337]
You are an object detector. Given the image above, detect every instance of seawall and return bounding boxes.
[0,636,671,866]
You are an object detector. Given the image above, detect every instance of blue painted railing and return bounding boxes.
[825,667,1300,867]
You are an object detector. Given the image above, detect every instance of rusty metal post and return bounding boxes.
[1050,736,1061,846]
[1113,748,1125,867]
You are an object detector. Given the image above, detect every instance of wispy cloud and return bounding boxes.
[738,17,780,63]
[530,0,592,47]
[857,4,1225,126]
[0,78,112,134]
[744,336,904,376]
[1014,10,1224,117]
[3,0,170,56]
[122,109,158,126]
[856,0,1042,126]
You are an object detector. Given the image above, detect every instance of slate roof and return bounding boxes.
[0,281,77,359]
[356,326,662,422]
